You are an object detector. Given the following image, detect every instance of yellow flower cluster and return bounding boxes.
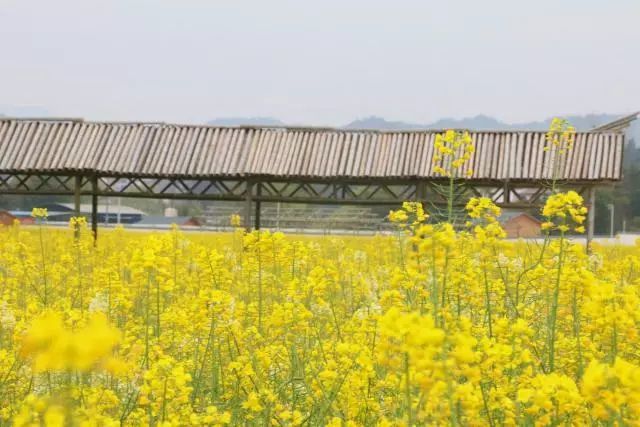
[582,358,640,421]
[229,213,242,227]
[138,355,196,424]
[432,129,475,178]
[30,207,48,219]
[545,117,576,155]
[68,216,87,229]
[517,373,585,423]
[465,197,501,223]
[0,185,638,425]
[541,190,588,233]
[388,201,428,226]
[20,311,121,373]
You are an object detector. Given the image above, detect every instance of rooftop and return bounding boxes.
[0,117,630,182]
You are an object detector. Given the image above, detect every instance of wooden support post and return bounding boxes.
[91,176,98,242]
[74,176,82,239]
[254,182,261,230]
[244,181,253,231]
[587,186,596,252]
[74,176,82,216]
[503,181,511,203]
[416,180,427,209]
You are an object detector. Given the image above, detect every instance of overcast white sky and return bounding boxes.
[0,0,638,125]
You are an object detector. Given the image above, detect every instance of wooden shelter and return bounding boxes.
[0,115,635,242]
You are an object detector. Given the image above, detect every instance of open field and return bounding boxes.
[1,0,637,425]
[1,126,637,426]
[20,221,640,246]
[1,202,639,426]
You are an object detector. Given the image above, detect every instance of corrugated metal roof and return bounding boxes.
[0,118,625,181]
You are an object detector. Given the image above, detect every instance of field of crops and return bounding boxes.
[1,194,639,426]
[1,126,639,426]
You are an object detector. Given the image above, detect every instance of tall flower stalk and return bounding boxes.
[541,191,588,371]
[31,208,49,307]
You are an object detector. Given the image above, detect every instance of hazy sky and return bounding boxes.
[0,0,638,126]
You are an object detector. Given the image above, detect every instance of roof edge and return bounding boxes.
[0,117,627,135]
[591,112,639,133]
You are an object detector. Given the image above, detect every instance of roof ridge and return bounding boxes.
[0,117,623,134]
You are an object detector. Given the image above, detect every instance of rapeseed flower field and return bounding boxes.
[1,122,639,426]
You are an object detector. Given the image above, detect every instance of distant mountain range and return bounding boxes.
[344,114,624,132]
[208,113,639,143]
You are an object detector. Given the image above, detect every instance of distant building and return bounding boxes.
[0,211,17,226]
[37,203,146,224]
[2,211,35,225]
[500,212,542,238]
[135,216,202,228]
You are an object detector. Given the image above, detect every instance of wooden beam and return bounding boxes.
[244,181,253,232]
[503,181,511,203]
[74,175,82,239]
[254,182,261,230]
[74,176,82,215]
[91,176,98,242]
[415,180,426,201]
